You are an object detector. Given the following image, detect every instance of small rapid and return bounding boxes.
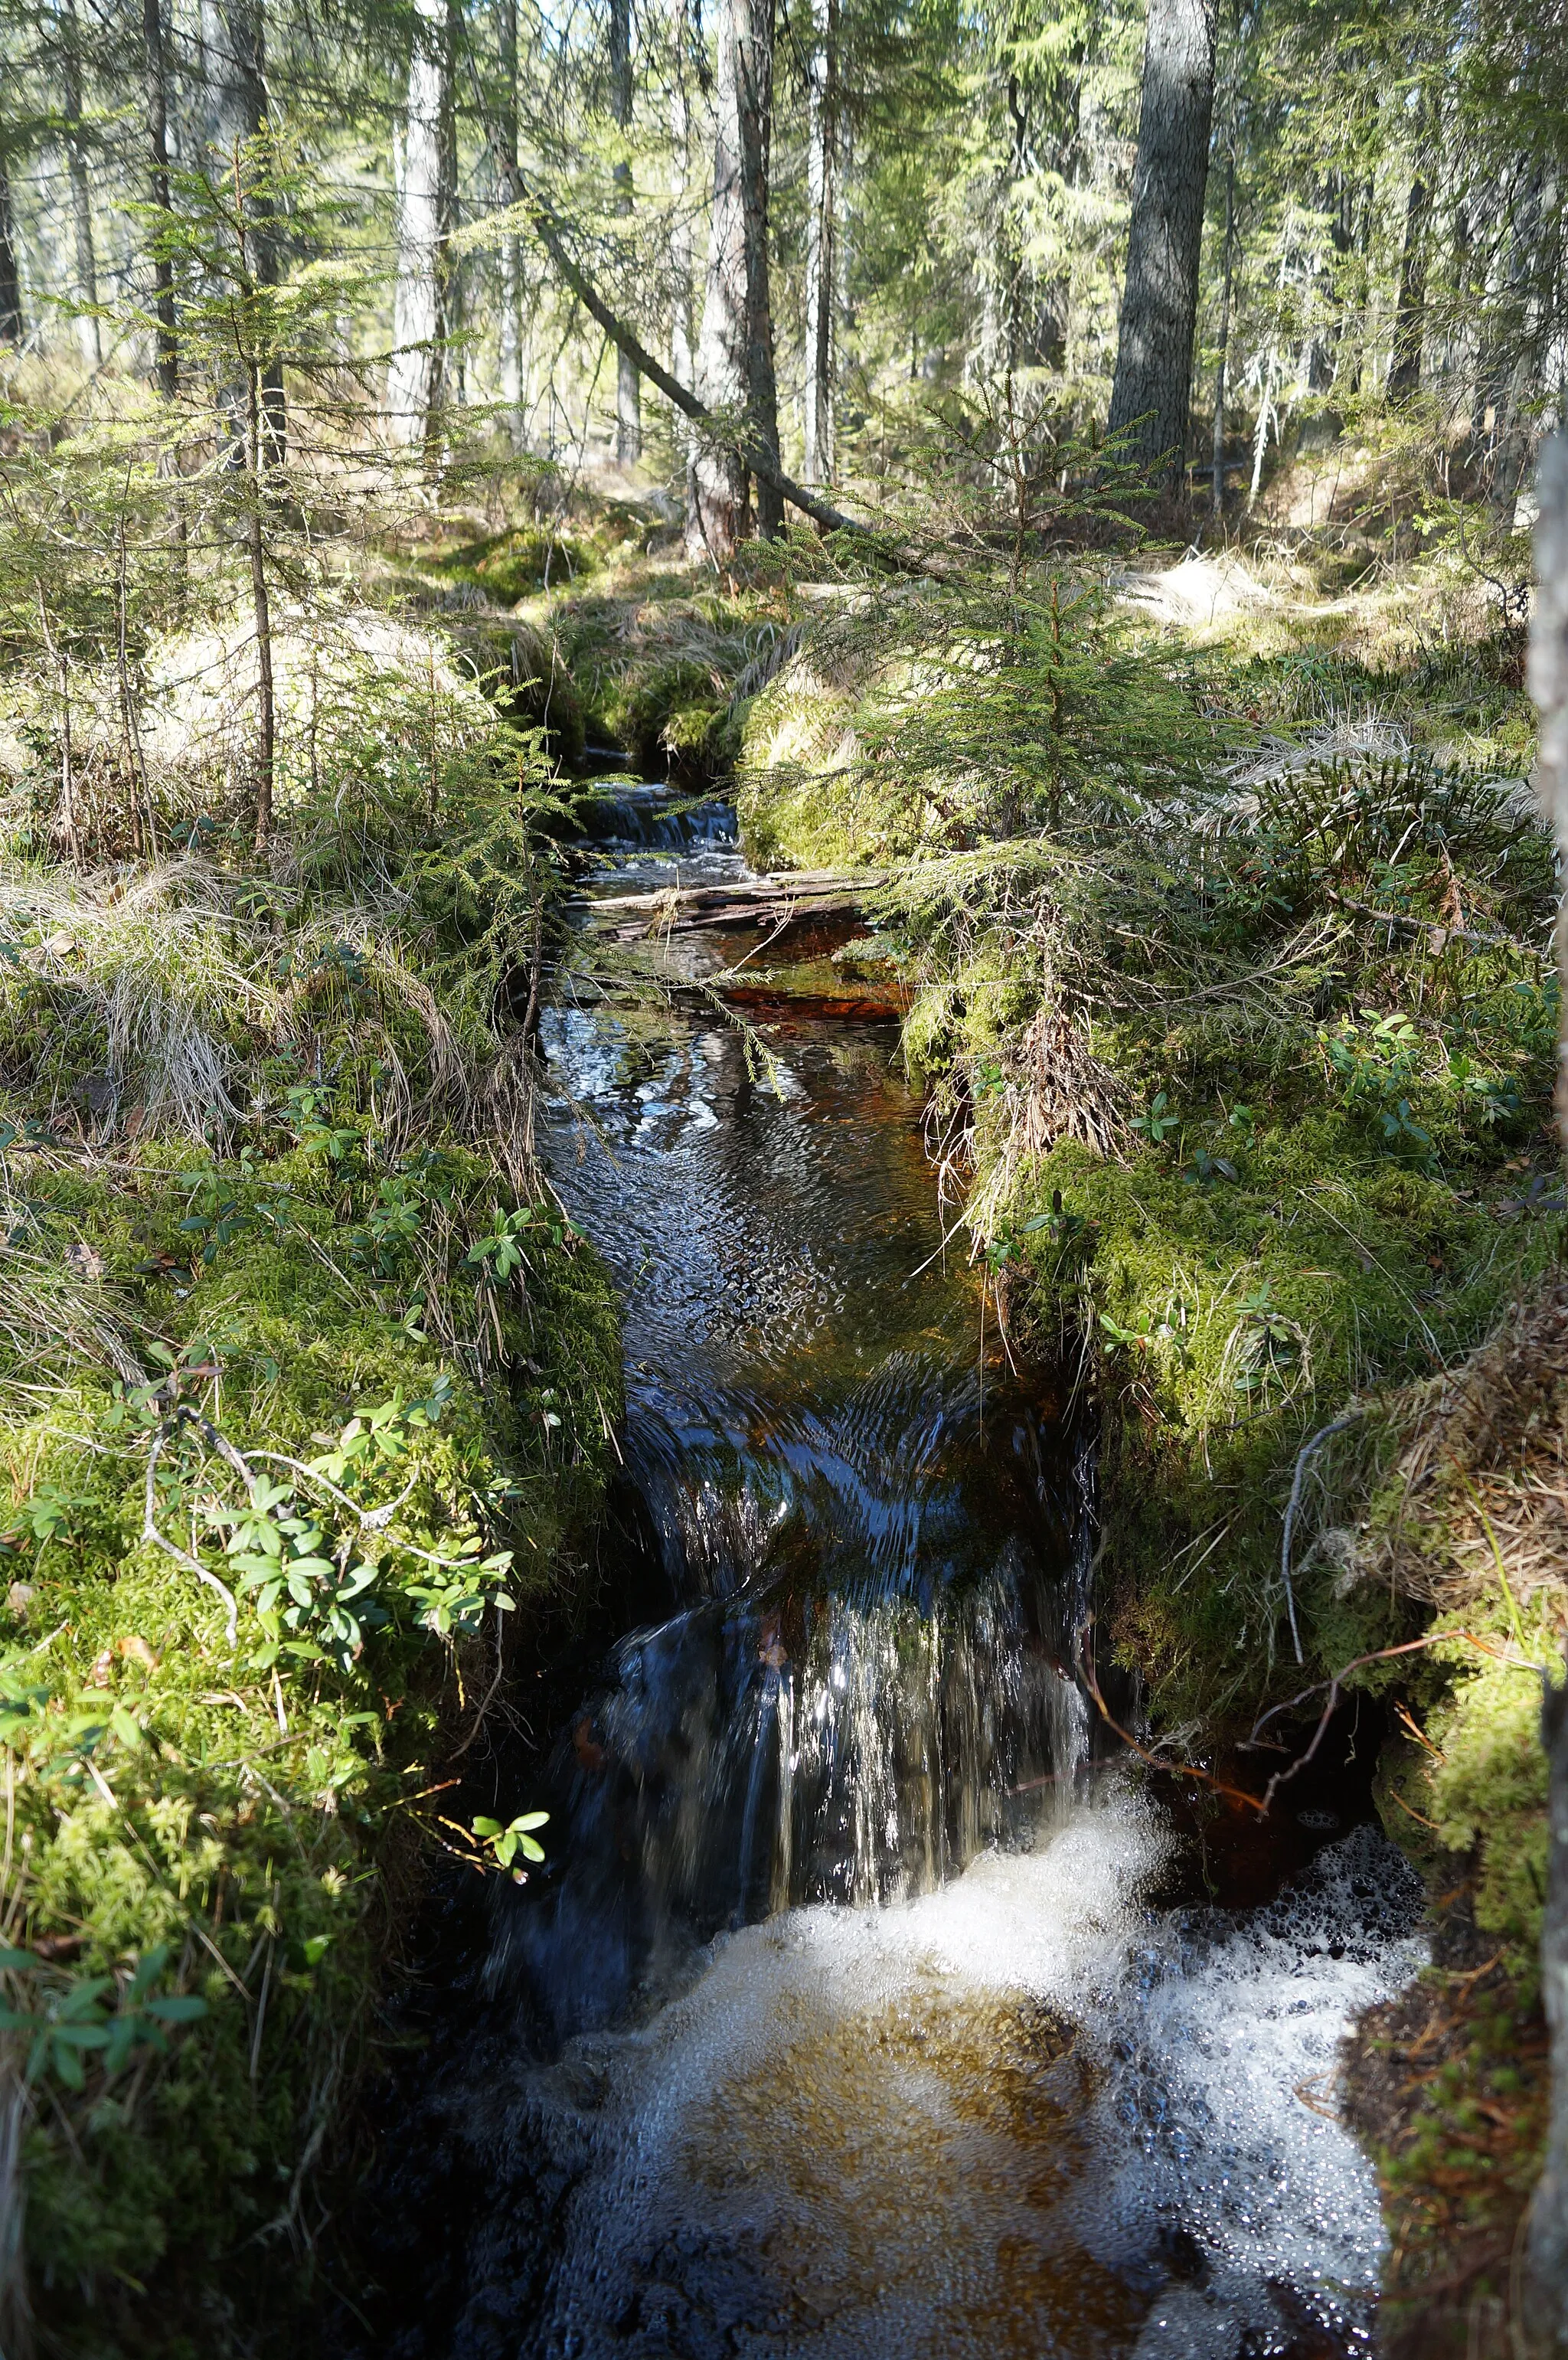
[342,782,1424,2360]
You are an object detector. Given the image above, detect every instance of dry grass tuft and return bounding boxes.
[1353,1281,1568,1623]
[1000,1002,1129,1166]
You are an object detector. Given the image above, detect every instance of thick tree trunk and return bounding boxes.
[0,166,23,348]
[689,0,781,556]
[389,0,454,448]
[142,0,177,396]
[202,1,285,463]
[609,0,640,464]
[497,0,524,447]
[802,0,838,486]
[1525,430,1568,2357]
[1107,0,1217,492]
[60,0,100,367]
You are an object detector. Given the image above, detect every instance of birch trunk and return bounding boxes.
[1107,0,1217,492]
[802,0,838,487]
[689,0,780,556]
[610,0,640,463]
[389,0,453,449]
[1524,428,1568,2358]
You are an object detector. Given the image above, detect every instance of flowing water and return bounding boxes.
[346,786,1425,2360]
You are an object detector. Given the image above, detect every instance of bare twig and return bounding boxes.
[1280,1407,1370,1662]
[142,1425,237,1649]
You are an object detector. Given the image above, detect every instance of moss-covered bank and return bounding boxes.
[0,611,621,2353]
[730,513,1560,2342]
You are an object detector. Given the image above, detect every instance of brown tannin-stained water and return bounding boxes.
[341,787,1424,2360]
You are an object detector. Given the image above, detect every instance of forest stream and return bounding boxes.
[345,786,1429,2360]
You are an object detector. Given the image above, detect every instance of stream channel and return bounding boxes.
[345,783,1427,2360]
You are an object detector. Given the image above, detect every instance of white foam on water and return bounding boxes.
[1113,1821,1426,2357]
[521,1796,1423,2359]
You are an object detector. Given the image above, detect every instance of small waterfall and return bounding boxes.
[486,1546,1093,2037]
[494,950,1101,2034]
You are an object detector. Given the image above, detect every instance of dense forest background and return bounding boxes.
[0,0,1563,555]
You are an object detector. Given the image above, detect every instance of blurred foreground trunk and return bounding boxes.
[1527,427,1568,2352]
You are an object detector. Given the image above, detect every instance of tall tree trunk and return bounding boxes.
[670,0,696,487]
[142,0,178,395]
[60,0,100,367]
[670,0,695,392]
[496,0,524,448]
[0,165,23,347]
[609,0,640,463]
[1388,110,1432,400]
[802,0,838,486]
[689,0,781,556]
[390,0,454,449]
[1525,431,1568,2358]
[1107,0,1217,492]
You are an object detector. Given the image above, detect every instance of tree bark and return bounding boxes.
[60,0,100,367]
[390,0,455,448]
[609,0,640,463]
[802,0,838,486]
[496,0,524,447]
[203,1,285,463]
[669,0,696,485]
[1524,432,1568,2355]
[142,0,178,396]
[689,0,781,556]
[0,165,23,348]
[1107,0,1217,492]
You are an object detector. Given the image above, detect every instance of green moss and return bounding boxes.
[532,561,789,779]
[0,1134,619,2351]
[1427,1649,1552,1979]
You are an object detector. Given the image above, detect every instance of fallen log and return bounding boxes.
[583,868,886,931]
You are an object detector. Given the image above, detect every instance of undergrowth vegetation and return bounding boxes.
[0,385,621,2354]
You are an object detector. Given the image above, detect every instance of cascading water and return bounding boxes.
[341,783,1424,2360]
